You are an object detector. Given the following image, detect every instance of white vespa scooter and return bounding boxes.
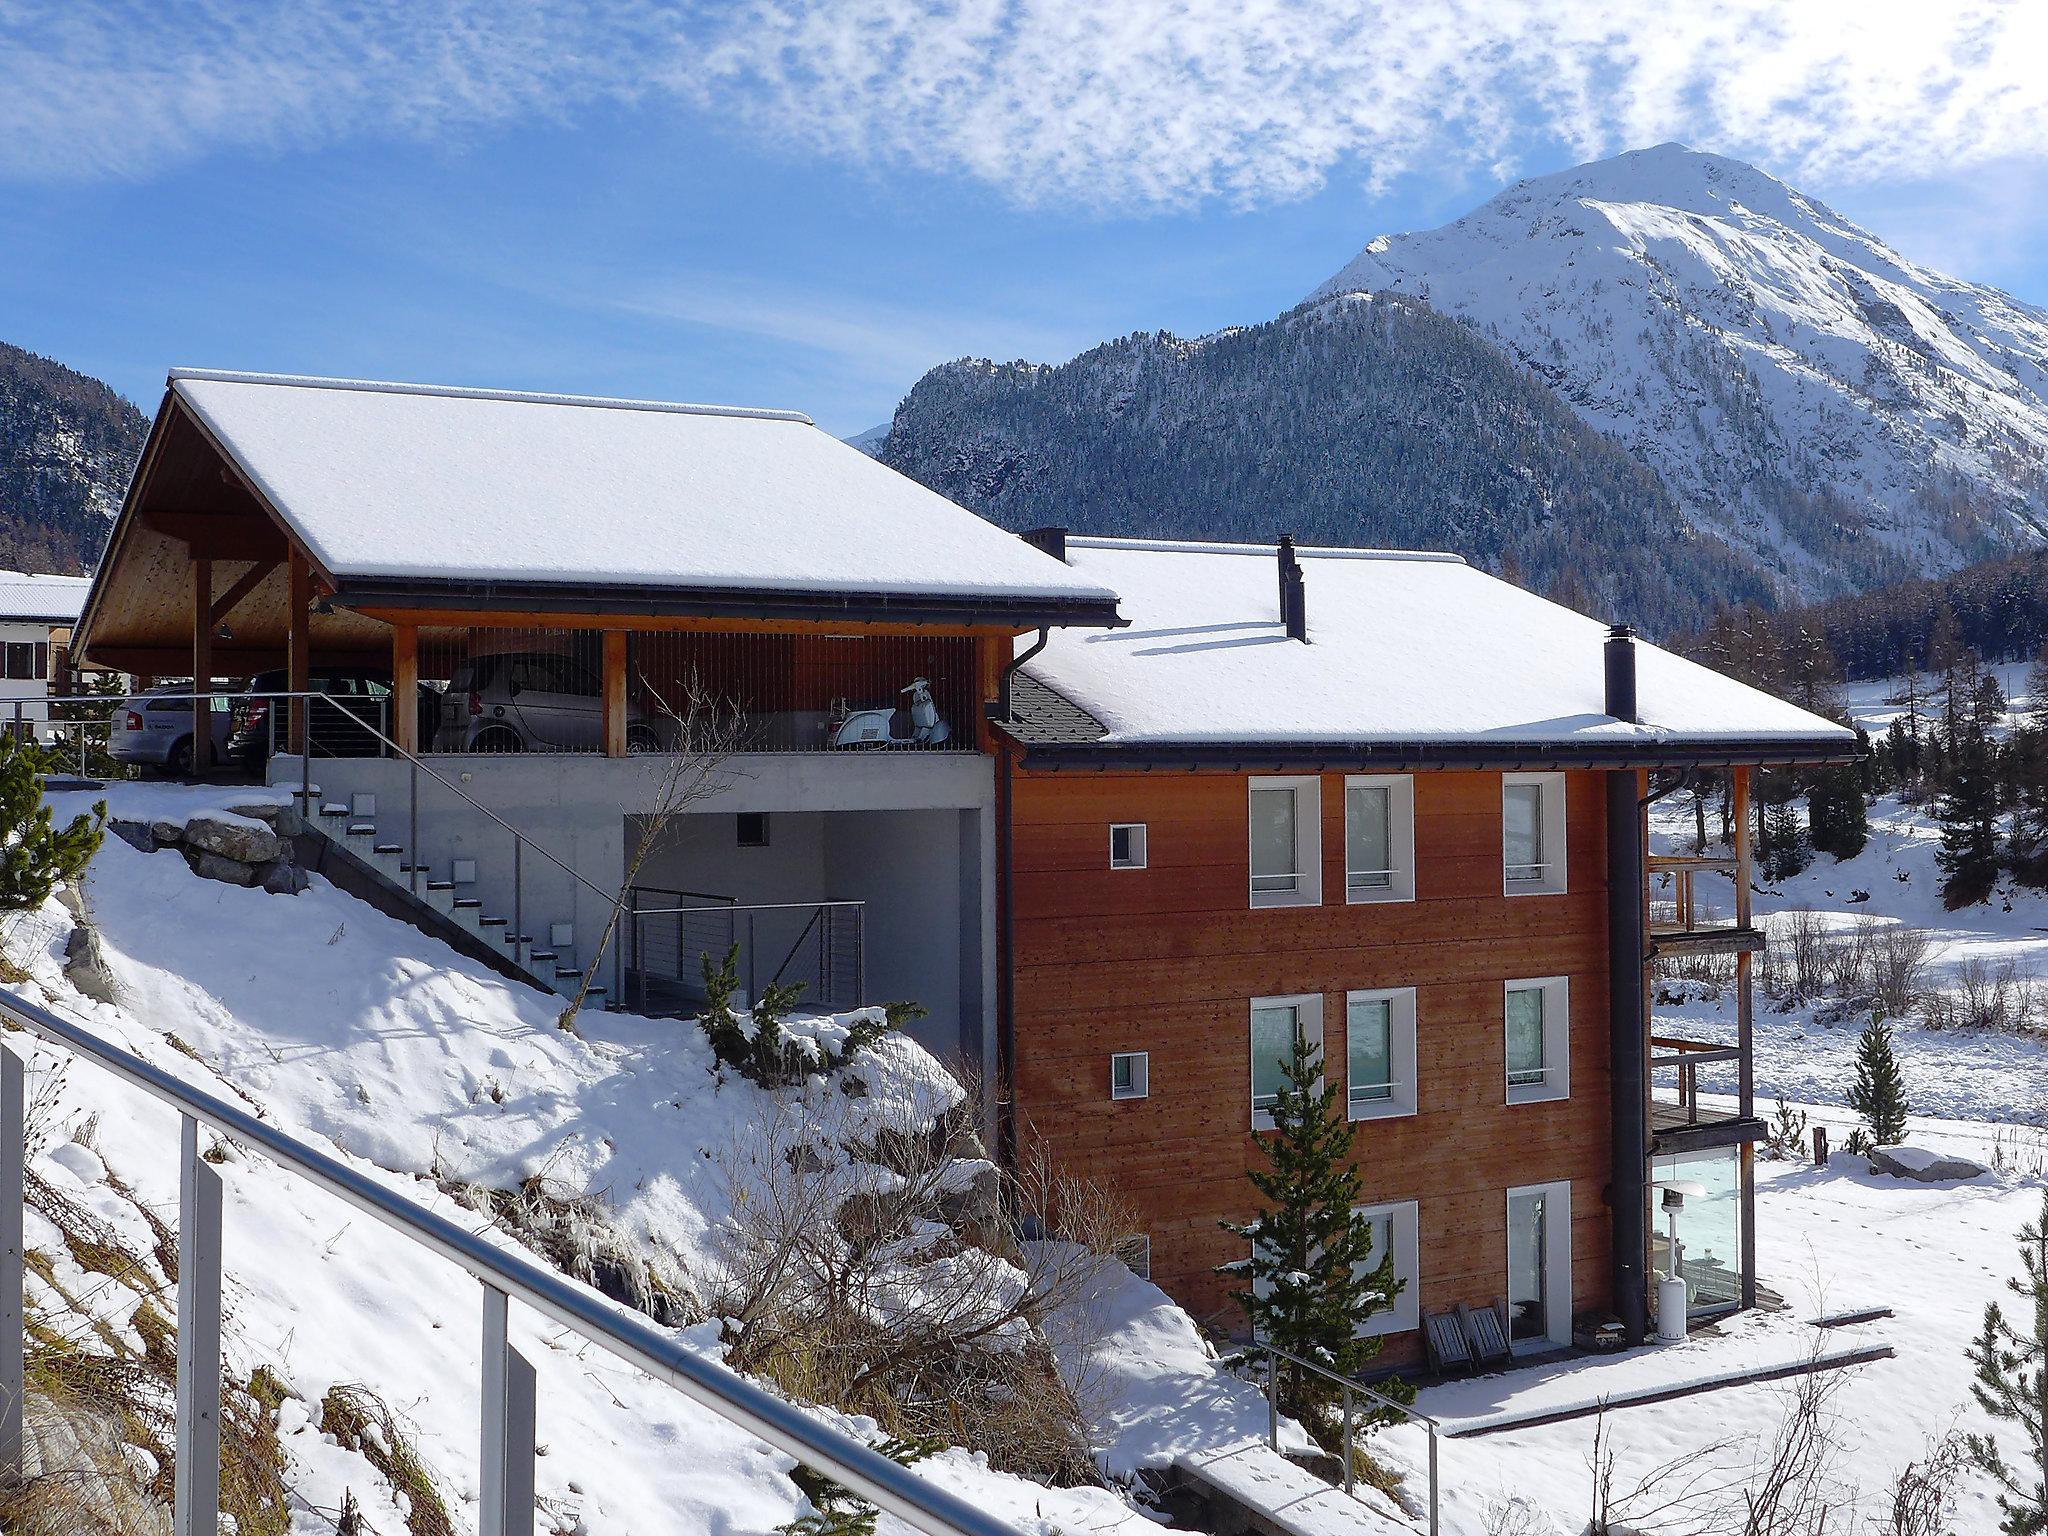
[828,678,952,749]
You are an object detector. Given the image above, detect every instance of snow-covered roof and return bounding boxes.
[0,569,92,623]
[1013,538,1855,762]
[163,370,1121,621]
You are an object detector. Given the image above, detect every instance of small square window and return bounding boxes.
[737,812,770,848]
[1109,823,1148,869]
[1114,1234,1152,1280]
[1110,1050,1149,1100]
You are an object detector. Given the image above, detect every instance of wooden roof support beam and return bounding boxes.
[208,559,279,629]
[142,508,289,563]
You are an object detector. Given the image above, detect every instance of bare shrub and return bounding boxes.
[1763,1099,1810,1161]
[707,1080,1136,1483]
[1867,923,1933,1019]
[1736,1349,1856,1535]
[1990,1126,2048,1178]
[1923,955,2040,1033]
[1876,1428,1969,1536]
[1762,913,1932,1022]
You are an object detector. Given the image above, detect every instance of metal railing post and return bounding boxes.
[480,1284,537,1536]
[746,912,757,1004]
[513,838,523,968]
[409,761,420,896]
[1341,1381,1354,1495]
[0,1047,24,1481]
[175,1114,222,1536]
[1428,1425,1440,1536]
[1266,1348,1279,1451]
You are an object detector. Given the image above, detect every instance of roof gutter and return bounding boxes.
[1006,735,1863,773]
[330,577,1129,631]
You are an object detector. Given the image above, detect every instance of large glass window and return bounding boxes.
[1503,783,1544,880]
[1249,777,1321,907]
[1250,787,1299,894]
[1503,773,1567,895]
[1251,995,1321,1127]
[1653,1148,1744,1314]
[1506,987,1546,1086]
[1346,785,1390,890]
[1348,997,1393,1107]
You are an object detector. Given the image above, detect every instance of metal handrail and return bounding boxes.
[0,985,1018,1536]
[630,899,867,918]
[1241,1336,1440,1534]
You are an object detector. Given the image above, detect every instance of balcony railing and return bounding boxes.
[624,888,865,1018]
[1647,855,1760,953]
[1649,1034,1748,1135]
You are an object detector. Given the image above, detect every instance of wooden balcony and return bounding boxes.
[1647,854,1763,957]
[1649,1034,1760,1150]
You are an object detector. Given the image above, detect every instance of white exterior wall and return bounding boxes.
[275,750,998,1073]
[0,620,56,709]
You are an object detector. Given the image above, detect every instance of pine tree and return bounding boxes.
[0,734,103,916]
[1939,723,2004,908]
[1845,1017,1912,1147]
[1807,756,1868,862]
[1221,1029,1409,1441]
[1966,1191,2048,1536]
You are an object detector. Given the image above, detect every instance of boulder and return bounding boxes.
[107,820,155,854]
[182,812,279,865]
[260,859,309,896]
[63,924,119,1005]
[149,817,186,847]
[227,802,287,825]
[188,850,258,888]
[1869,1144,1988,1183]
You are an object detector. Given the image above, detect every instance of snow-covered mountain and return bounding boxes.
[1313,144,2048,599]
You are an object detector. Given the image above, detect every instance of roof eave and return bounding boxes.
[331,576,1129,631]
[1003,734,1863,772]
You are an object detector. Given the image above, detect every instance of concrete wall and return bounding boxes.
[277,750,997,1073]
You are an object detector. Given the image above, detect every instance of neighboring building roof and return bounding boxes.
[0,569,93,624]
[1009,537,1857,768]
[161,370,1124,626]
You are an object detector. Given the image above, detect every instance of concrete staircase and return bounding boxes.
[287,784,609,1008]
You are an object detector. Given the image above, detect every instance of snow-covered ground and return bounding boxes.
[17,733,2048,1535]
[5,781,1192,1536]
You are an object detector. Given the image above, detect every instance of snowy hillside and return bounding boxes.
[1314,144,2048,599]
[0,782,1326,1536]
[0,340,145,573]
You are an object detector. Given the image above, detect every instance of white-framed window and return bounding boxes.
[1344,774,1415,903]
[1504,976,1570,1105]
[1110,1050,1150,1101]
[1109,822,1148,870]
[1502,772,1567,895]
[1249,776,1322,908]
[1250,993,1323,1129]
[1352,1199,1421,1335]
[1115,1234,1152,1281]
[1506,1179,1574,1352]
[1345,987,1417,1121]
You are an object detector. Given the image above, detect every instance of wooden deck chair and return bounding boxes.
[1422,1309,1473,1375]
[1458,1299,1512,1367]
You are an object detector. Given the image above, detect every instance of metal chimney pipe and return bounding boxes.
[1604,624,1638,723]
[1278,537,1307,643]
[1020,526,1068,563]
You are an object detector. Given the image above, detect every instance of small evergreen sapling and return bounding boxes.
[1966,1191,2048,1536]
[1220,1027,1410,1441]
[0,732,102,922]
[694,944,917,1087]
[1846,1016,1912,1147]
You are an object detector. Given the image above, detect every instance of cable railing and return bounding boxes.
[0,985,1021,1536]
[624,890,865,1017]
[1240,1336,1441,1535]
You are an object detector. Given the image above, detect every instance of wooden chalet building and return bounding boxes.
[74,370,1856,1366]
[995,533,1854,1361]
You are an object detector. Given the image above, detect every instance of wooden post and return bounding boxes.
[975,634,1005,753]
[191,557,212,774]
[287,551,310,755]
[392,622,418,756]
[1732,765,1757,1309]
[602,630,628,758]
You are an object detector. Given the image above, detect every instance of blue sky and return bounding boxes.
[4,2,2046,437]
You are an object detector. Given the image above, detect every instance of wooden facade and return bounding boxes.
[1007,762,1617,1366]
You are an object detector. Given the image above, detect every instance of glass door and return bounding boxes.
[1507,1181,1570,1351]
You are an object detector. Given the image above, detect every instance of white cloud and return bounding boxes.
[5,0,2047,209]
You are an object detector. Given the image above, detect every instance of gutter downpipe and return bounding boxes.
[992,628,1048,1173]
[1605,625,1650,1345]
